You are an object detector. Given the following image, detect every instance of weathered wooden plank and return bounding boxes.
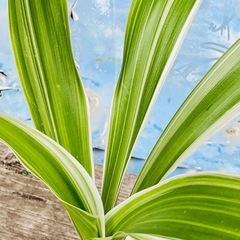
[0,142,137,239]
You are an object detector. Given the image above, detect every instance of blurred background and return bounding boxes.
[1,0,240,174]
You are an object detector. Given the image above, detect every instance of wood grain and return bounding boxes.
[0,143,136,239]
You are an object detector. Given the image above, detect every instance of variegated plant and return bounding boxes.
[1,0,240,239]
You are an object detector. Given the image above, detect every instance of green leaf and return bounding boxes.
[132,38,240,193]
[112,232,181,240]
[91,232,179,240]
[8,0,94,177]
[0,114,104,239]
[126,233,181,240]
[106,173,240,240]
[102,0,202,212]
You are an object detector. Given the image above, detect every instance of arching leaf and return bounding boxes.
[102,0,202,212]
[0,114,104,239]
[133,39,240,193]
[106,173,240,240]
[8,0,94,177]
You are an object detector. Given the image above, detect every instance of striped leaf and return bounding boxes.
[132,38,240,193]
[0,114,104,239]
[102,0,202,212]
[8,0,94,177]
[106,173,240,240]
[125,233,181,240]
[91,232,179,240]
[112,232,181,240]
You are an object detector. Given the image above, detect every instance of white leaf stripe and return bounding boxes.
[112,232,182,240]
[9,0,94,178]
[106,173,240,239]
[133,39,240,193]
[0,115,105,239]
[102,0,201,212]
